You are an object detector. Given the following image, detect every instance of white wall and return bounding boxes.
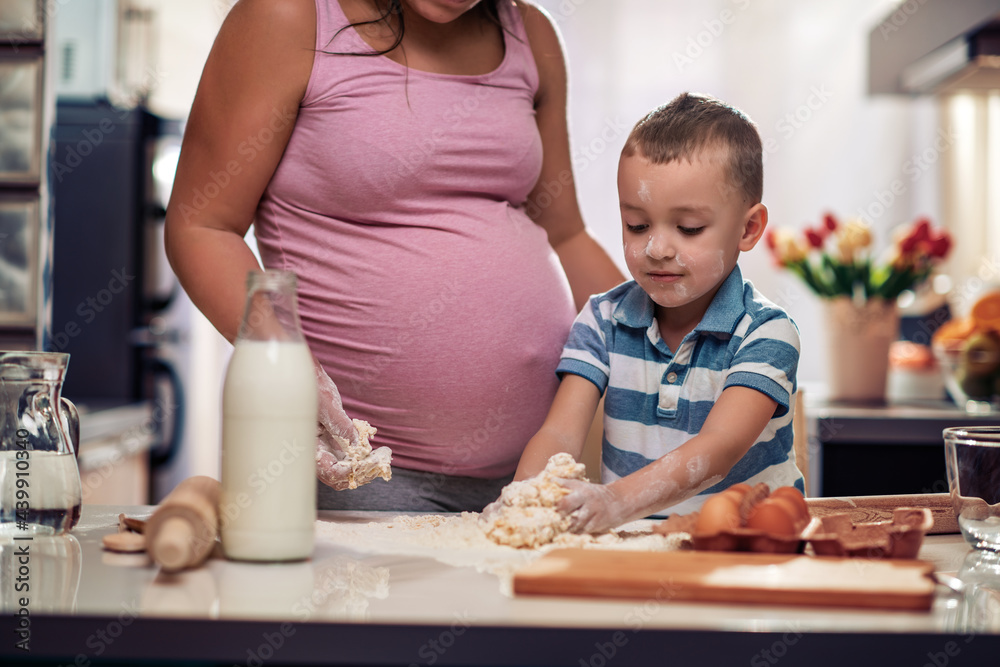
[145,0,233,119]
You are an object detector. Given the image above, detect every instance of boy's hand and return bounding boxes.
[557,479,629,534]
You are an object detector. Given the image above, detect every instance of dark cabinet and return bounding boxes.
[812,400,1000,496]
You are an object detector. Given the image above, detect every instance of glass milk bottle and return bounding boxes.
[220,270,318,561]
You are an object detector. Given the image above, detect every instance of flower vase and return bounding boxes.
[822,297,899,402]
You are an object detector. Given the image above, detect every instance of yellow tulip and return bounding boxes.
[836,219,872,262]
[774,230,808,264]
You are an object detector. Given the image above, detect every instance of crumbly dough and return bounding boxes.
[333,419,392,489]
[480,453,588,548]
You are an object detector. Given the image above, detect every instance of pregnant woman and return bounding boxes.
[165,0,623,511]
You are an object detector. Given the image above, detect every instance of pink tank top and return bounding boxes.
[253,0,576,477]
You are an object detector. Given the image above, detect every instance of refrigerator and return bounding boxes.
[50,99,187,503]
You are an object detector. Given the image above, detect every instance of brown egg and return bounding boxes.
[695,493,742,535]
[769,486,810,522]
[745,497,800,536]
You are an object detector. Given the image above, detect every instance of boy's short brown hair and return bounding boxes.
[621,92,763,205]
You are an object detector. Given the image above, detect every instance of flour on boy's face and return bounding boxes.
[618,150,745,313]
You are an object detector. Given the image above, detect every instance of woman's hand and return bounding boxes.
[313,356,361,490]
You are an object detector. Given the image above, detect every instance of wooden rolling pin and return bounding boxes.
[806,493,958,535]
[144,476,221,572]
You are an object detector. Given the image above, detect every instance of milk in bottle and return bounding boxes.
[220,270,318,561]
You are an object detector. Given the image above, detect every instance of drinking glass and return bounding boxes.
[944,426,1000,550]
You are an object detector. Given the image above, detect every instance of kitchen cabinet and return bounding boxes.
[0,0,51,349]
[810,399,1000,497]
[1,505,998,667]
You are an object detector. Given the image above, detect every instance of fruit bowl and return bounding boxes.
[931,290,1000,412]
[932,337,1000,412]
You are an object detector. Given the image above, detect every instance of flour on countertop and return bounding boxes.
[315,511,686,594]
[310,555,390,620]
[313,454,686,595]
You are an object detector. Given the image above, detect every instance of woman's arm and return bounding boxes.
[514,373,601,480]
[519,4,625,310]
[166,0,364,479]
[164,0,316,343]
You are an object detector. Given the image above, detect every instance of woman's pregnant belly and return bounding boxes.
[283,201,577,477]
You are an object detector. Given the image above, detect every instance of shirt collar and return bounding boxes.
[694,265,745,334]
[611,265,746,334]
[612,281,656,329]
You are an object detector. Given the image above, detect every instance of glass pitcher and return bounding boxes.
[0,351,82,535]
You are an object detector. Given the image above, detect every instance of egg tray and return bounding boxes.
[655,507,933,558]
[654,512,812,554]
[692,520,815,554]
[805,507,933,559]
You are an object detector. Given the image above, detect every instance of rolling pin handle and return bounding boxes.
[151,516,196,572]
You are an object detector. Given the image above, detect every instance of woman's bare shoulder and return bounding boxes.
[209,0,316,100]
[515,1,563,55]
[225,0,316,51]
[514,1,567,104]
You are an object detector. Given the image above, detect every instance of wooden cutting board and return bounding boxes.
[513,549,936,610]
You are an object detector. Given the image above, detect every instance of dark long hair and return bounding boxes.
[323,0,505,57]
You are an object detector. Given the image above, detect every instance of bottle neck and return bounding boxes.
[237,270,305,343]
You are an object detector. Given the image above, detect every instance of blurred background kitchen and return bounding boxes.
[0,0,997,503]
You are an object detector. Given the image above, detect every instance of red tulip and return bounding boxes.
[805,228,824,248]
[899,234,919,254]
[928,231,952,259]
[910,218,932,244]
[822,213,838,232]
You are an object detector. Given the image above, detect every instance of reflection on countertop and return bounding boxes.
[0,534,81,614]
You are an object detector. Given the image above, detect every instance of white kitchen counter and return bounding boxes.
[2,505,999,666]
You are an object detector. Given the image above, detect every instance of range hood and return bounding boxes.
[869,0,1000,95]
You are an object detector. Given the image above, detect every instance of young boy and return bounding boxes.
[514,92,802,534]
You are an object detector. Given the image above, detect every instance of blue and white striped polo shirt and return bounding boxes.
[557,265,802,514]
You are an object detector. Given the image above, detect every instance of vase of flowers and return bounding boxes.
[766,214,952,401]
